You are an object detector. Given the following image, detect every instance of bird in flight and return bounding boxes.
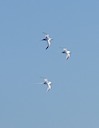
[42,32,53,50]
[61,48,71,60]
[34,77,52,92]
[43,78,52,92]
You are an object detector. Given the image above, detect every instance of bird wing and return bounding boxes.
[47,39,51,46]
[46,84,51,92]
[66,53,70,59]
[67,50,70,54]
[44,78,49,83]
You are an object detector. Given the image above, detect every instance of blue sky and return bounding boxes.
[0,0,99,128]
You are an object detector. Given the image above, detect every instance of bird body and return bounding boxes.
[62,48,71,60]
[42,32,53,50]
[34,78,52,92]
[43,78,52,92]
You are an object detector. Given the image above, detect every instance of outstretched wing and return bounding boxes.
[46,84,51,92]
[44,78,49,83]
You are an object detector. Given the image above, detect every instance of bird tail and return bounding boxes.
[33,82,43,85]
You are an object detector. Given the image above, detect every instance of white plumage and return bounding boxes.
[42,32,53,50]
[34,78,52,92]
[43,78,52,92]
[62,48,71,60]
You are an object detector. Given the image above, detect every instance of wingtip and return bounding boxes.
[46,47,49,50]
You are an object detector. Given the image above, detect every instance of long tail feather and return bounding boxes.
[33,82,43,85]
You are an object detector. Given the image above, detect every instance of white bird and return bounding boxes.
[62,48,71,60]
[42,32,53,50]
[43,78,52,92]
[34,77,52,92]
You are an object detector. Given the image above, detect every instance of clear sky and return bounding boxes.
[0,0,99,128]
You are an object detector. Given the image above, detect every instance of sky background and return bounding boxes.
[0,0,99,128]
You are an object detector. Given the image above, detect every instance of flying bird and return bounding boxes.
[61,48,71,60]
[43,78,52,92]
[34,77,52,92]
[42,32,53,50]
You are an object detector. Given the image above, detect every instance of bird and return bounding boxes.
[42,32,53,50]
[43,78,52,92]
[62,48,71,60]
[34,77,52,92]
